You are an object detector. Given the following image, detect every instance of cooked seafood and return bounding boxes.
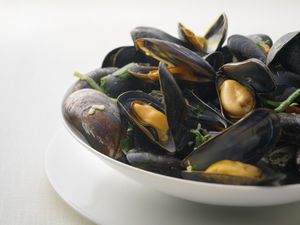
[64,14,300,186]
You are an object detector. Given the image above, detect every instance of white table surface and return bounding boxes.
[1,0,300,224]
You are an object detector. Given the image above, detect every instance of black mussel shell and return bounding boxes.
[63,89,123,159]
[227,34,267,63]
[136,38,216,80]
[127,148,181,178]
[203,51,224,71]
[67,67,118,96]
[219,46,234,64]
[131,26,186,47]
[263,145,298,172]
[184,89,231,131]
[182,108,281,170]
[117,91,176,153]
[101,73,157,98]
[159,63,190,151]
[204,13,228,53]
[182,161,285,186]
[219,58,276,93]
[267,31,300,74]
[247,33,273,48]
[278,113,300,146]
[102,46,158,68]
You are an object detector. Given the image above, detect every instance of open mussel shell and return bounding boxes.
[117,90,176,153]
[184,89,231,131]
[227,34,267,63]
[63,89,123,159]
[178,13,228,53]
[136,38,216,80]
[102,46,158,68]
[267,31,300,74]
[182,108,281,170]
[67,67,118,96]
[177,22,207,52]
[204,13,228,53]
[131,26,186,47]
[159,63,189,151]
[182,161,285,185]
[219,58,276,93]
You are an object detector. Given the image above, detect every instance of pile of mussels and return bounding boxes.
[63,14,300,186]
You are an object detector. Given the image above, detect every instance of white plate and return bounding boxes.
[45,127,300,225]
[60,109,300,207]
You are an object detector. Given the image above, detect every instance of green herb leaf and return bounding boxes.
[74,71,104,93]
[112,63,137,80]
[275,88,300,113]
[119,126,134,155]
[190,125,210,149]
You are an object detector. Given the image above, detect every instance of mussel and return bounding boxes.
[227,34,267,63]
[135,38,216,81]
[182,160,284,185]
[216,58,276,119]
[63,89,123,159]
[182,108,281,170]
[102,46,158,68]
[178,13,228,53]
[267,31,300,74]
[68,67,117,95]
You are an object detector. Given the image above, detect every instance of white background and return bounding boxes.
[1,0,300,224]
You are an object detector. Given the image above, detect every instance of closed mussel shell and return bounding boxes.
[67,67,118,96]
[227,34,267,63]
[63,89,123,159]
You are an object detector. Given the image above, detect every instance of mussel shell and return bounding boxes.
[263,145,298,172]
[131,26,186,47]
[204,13,228,53]
[63,89,123,159]
[219,46,235,64]
[182,160,285,186]
[182,108,281,170]
[278,113,300,146]
[219,58,276,93]
[136,38,216,79]
[101,73,157,98]
[182,171,264,185]
[67,67,118,95]
[227,34,267,63]
[203,51,224,71]
[117,91,176,153]
[127,148,181,178]
[267,31,300,74]
[272,70,300,87]
[102,46,158,68]
[247,33,273,47]
[159,63,189,151]
[184,89,230,131]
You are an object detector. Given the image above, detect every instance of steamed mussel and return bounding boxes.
[63,13,300,186]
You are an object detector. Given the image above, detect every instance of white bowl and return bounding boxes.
[62,93,300,207]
